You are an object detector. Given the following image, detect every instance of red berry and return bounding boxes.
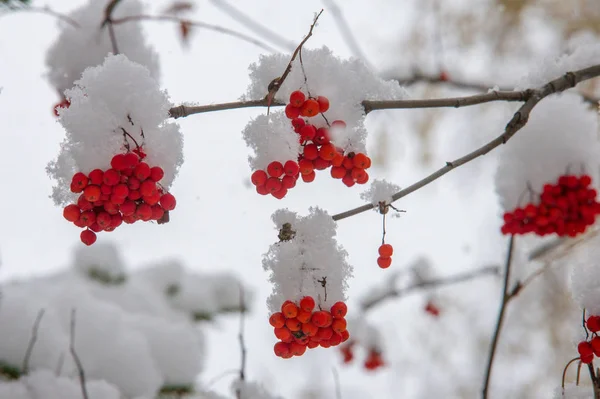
[77,195,93,211]
[285,104,301,119]
[256,185,269,195]
[353,153,370,169]
[378,244,393,257]
[281,302,299,318]
[291,118,305,131]
[340,330,350,343]
[302,322,319,337]
[123,152,140,169]
[331,166,346,179]
[111,154,127,171]
[299,125,317,141]
[300,99,320,117]
[317,327,334,341]
[578,341,594,357]
[267,161,284,178]
[316,96,330,113]
[330,302,347,318]
[265,177,282,193]
[83,185,101,202]
[274,326,292,341]
[113,183,129,198]
[63,204,81,222]
[301,171,316,183]
[150,167,164,182]
[289,91,306,107]
[283,161,300,177]
[269,312,286,328]
[103,169,120,186]
[159,193,176,211]
[251,170,268,186]
[71,172,89,190]
[298,159,314,175]
[103,201,119,215]
[311,311,332,328]
[136,203,153,221]
[281,175,297,189]
[303,144,319,160]
[588,316,600,332]
[319,144,337,161]
[88,169,104,185]
[80,229,97,246]
[314,128,330,145]
[134,162,151,181]
[127,177,141,190]
[290,342,307,357]
[110,214,123,228]
[580,175,592,187]
[140,180,157,197]
[96,212,112,229]
[151,205,165,220]
[285,318,302,332]
[274,342,290,358]
[271,187,288,199]
[300,296,315,312]
[342,174,355,187]
[377,256,392,269]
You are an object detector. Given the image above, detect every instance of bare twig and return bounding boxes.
[101,0,124,55]
[111,15,278,52]
[208,0,296,51]
[235,285,247,399]
[107,22,120,54]
[169,98,284,119]
[562,357,582,389]
[0,4,80,27]
[391,72,509,92]
[22,309,45,375]
[361,265,499,311]
[70,309,89,399]
[332,64,600,221]
[482,235,515,399]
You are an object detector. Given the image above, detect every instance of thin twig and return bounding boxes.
[22,309,45,375]
[235,285,247,399]
[111,15,278,52]
[169,98,284,119]
[332,367,342,399]
[482,235,515,399]
[70,309,89,399]
[562,357,582,389]
[361,265,499,311]
[0,4,80,27]
[107,22,120,54]
[101,0,123,55]
[332,64,600,221]
[208,0,296,51]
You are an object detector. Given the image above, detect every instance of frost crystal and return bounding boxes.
[45,0,160,95]
[360,178,401,206]
[263,207,353,313]
[243,47,406,154]
[47,54,183,206]
[494,93,600,211]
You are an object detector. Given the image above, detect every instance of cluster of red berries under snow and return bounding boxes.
[63,150,176,245]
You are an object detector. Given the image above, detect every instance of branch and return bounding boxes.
[0,3,80,27]
[391,72,510,92]
[208,0,296,51]
[169,98,284,119]
[361,265,499,311]
[22,309,45,375]
[235,285,247,399]
[482,235,515,399]
[332,64,600,221]
[69,309,89,399]
[110,15,278,53]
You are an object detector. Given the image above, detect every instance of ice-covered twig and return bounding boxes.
[111,14,278,52]
[482,235,515,399]
[361,265,499,311]
[235,284,247,399]
[332,64,600,221]
[21,309,45,375]
[69,309,89,399]
[208,0,296,51]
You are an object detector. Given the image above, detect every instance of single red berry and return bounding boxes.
[71,172,89,190]
[274,326,292,341]
[159,193,176,211]
[289,91,306,107]
[281,175,297,189]
[291,118,305,131]
[283,161,300,176]
[110,214,123,228]
[592,337,600,357]
[316,96,330,113]
[353,153,370,169]
[319,143,337,161]
[331,166,346,179]
[265,177,282,193]
[298,159,314,175]
[127,177,141,190]
[63,204,81,222]
[578,341,594,357]
[340,330,350,342]
[113,183,129,198]
[80,229,97,246]
[103,201,119,215]
[329,332,343,346]
[134,162,151,181]
[314,128,330,145]
[377,256,392,269]
[83,185,101,202]
[151,205,165,220]
[311,311,332,328]
[290,342,307,357]
[296,309,312,323]
[140,180,157,197]
[317,327,334,341]
[256,185,269,195]
[150,167,164,182]
[271,187,288,199]
[77,195,93,211]
[330,302,347,318]
[285,318,302,332]
[88,169,104,186]
[300,99,320,117]
[269,312,286,328]
[580,175,592,187]
[300,296,315,312]
[588,316,600,332]
[281,301,299,318]
[111,154,127,171]
[342,174,355,187]
[267,161,284,178]
[103,169,120,186]
[378,244,393,257]
[274,342,290,358]
[95,212,112,229]
[285,103,301,119]
[136,203,153,221]
[299,125,317,141]
[302,322,319,337]
[251,170,268,186]
[331,318,347,333]
[301,171,316,183]
[123,152,140,169]
[303,144,319,160]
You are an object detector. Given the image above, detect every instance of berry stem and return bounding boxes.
[482,235,515,399]
[561,357,581,389]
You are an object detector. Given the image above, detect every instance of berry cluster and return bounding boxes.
[62,150,176,246]
[377,243,393,269]
[251,160,300,199]
[269,296,349,359]
[250,90,372,198]
[53,98,70,117]
[577,315,600,363]
[340,342,385,371]
[501,174,600,237]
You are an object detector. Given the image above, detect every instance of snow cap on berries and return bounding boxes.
[45,0,160,95]
[244,47,406,152]
[47,54,183,206]
[360,178,401,206]
[263,207,353,313]
[242,112,301,170]
[495,93,600,211]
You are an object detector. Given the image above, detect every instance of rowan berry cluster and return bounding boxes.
[577,315,600,364]
[269,296,350,358]
[62,150,176,246]
[250,90,372,198]
[501,174,600,237]
[377,243,393,269]
[340,342,385,371]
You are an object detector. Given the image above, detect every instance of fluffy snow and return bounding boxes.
[553,383,594,399]
[242,113,301,171]
[47,54,183,206]
[231,379,282,399]
[360,178,402,206]
[72,242,126,282]
[494,93,600,211]
[45,0,160,95]
[263,207,353,313]
[570,245,600,316]
[243,46,406,154]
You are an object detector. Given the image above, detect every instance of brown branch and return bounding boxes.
[110,15,278,53]
[361,265,499,311]
[332,64,600,221]
[169,98,284,119]
[235,284,247,399]
[482,235,515,399]
[101,0,123,55]
[0,4,80,27]
[22,309,45,375]
[70,309,89,399]
[390,72,511,92]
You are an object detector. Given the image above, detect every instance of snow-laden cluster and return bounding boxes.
[0,242,251,398]
[45,0,160,96]
[494,93,600,211]
[47,54,183,206]
[243,47,406,154]
[242,113,301,171]
[263,207,353,313]
[360,178,401,207]
[552,383,594,399]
